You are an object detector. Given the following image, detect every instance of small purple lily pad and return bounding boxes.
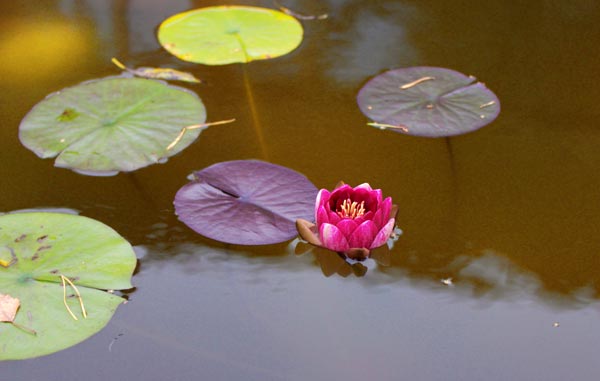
[174,160,318,245]
[357,66,500,137]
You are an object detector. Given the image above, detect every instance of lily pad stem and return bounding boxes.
[9,321,37,336]
[166,119,236,151]
[242,65,269,160]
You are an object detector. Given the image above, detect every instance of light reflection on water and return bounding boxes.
[138,238,599,310]
[12,241,597,380]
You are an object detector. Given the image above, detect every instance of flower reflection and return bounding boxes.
[294,239,393,277]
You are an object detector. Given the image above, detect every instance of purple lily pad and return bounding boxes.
[357,66,500,137]
[174,160,318,245]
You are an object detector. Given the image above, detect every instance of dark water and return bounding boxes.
[3,1,600,380]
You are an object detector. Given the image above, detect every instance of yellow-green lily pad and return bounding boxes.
[157,5,304,65]
[0,212,137,360]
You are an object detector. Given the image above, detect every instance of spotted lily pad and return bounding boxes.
[0,212,137,360]
[19,76,206,176]
[357,67,501,137]
[174,160,318,245]
[157,6,304,65]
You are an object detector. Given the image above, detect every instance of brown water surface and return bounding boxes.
[2,1,600,380]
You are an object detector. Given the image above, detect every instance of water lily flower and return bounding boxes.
[296,182,398,260]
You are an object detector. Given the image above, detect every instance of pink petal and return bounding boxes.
[373,189,383,204]
[352,188,379,212]
[315,189,330,217]
[336,219,358,239]
[348,220,378,249]
[352,210,374,226]
[316,206,329,226]
[364,189,382,209]
[354,183,373,191]
[380,197,392,220]
[373,197,392,228]
[330,185,352,201]
[370,218,395,249]
[361,210,374,221]
[319,223,350,252]
[372,209,383,228]
[353,188,371,202]
[328,211,341,225]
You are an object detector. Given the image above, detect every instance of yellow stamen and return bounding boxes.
[337,199,366,219]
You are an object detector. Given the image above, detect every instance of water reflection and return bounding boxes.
[0,17,95,86]
[59,0,192,56]
[323,1,419,86]
[3,0,600,306]
[137,230,598,309]
[294,241,369,277]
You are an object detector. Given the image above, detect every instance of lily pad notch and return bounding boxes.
[357,66,501,137]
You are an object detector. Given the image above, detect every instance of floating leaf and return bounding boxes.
[0,293,19,323]
[0,293,34,335]
[0,212,137,360]
[357,67,501,137]
[111,57,201,83]
[19,76,206,176]
[157,6,304,65]
[174,160,318,245]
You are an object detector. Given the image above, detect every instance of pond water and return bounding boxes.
[3,0,600,380]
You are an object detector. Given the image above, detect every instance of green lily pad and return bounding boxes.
[0,212,137,360]
[19,76,206,176]
[157,6,304,65]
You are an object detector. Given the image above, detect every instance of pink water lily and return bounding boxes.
[296,182,398,260]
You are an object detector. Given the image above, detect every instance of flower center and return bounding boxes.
[336,199,365,219]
